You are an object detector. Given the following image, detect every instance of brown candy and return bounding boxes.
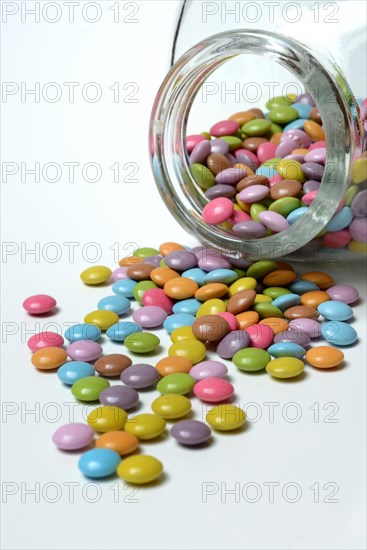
[236,175,269,192]
[94,354,132,377]
[226,289,256,315]
[192,315,230,342]
[126,263,154,281]
[269,179,302,200]
[284,306,319,320]
[228,111,256,126]
[207,153,232,176]
[242,137,267,152]
[248,108,264,119]
[310,107,322,124]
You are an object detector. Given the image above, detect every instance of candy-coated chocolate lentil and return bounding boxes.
[159,242,185,256]
[253,303,283,319]
[246,323,274,349]
[235,311,259,329]
[106,322,142,342]
[228,277,257,296]
[133,281,158,303]
[321,321,358,346]
[317,300,353,321]
[326,284,359,304]
[181,268,207,286]
[156,373,196,395]
[204,269,238,284]
[132,305,167,328]
[169,339,207,364]
[150,266,180,286]
[193,377,234,403]
[305,346,345,369]
[80,266,112,285]
[124,413,166,440]
[121,364,159,389]
[112,278,137,298]
[301,271,334,289]
[65,323,102,343]
[142,288,174,314]
[133,247,160,258]
[151,394,191,419]
[27,331,64,351]
[189,360,228,380]
[99,385,139,410]
[233,348,271,372]
[23,294,57,315]
[53,423,94,451]
[172,298,202,316]
[124,332,160,353]
[196,299,226,317]
[246,260,278,279]
[300,291,330,308]
[226,289,256,314]
[96,431,139,455]
[71,376,110,402]
[273,330,311,347]
[119,256,142,267]
[263,287,292,299]
[263,270,297,286]
[97,295,130,315]
[267,342,305,359]
[31,347,68,370]
[259,317,289,334]
[206,404,246,431]
[288,318,322,338]
[272,293,300,311]
[57,361,95,385]
[94,354,132,377]
[284,305,319,320]
[171,420,212,446]
[164,277,199,300]
[78,448,121,478]
[195,283,228,301]
[84,310,119,331]
[289,280,319,294]
[217,311,238,331]
[155,356,193,376]
[170,325,196,342]
[87,406,127,432]
[192,315,230,342]
[126,263,154,281]
[164,313,196,333]
[266,357,304,379]
[67,340,103,362]
[117,455,163,484]
[111,266,129,281]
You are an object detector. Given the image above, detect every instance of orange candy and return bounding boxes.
[195,283,228,301]
[118,256,142,267]
[159,242,185,256]
[306,346,344,369]
[31,347,68,370]
[155,356,193,376]
[150,267,180,286]
[228,111,256,125]
[235,311,259,330]
[300,290,330,308]
[234,163,255,176]
[270,132,282,145]
[96,431,139,455]
[259,317,289,334]
[301,271,335,289]
[263,269,297,286]
[304,120,325,141]
[164,277,199,300]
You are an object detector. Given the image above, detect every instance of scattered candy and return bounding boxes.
[78,448,121,478]
[23,294,57,315]
[53,423,94,451]
[124,413,166,440]
[171,420,212,445]
[95,431,139,455]
[117,455,163,484]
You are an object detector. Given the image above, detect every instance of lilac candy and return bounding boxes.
[111,266,129,281]
[210,138,229,155]
[275,138,299,158]
[120,363,159,389]
[205,184,237,200]
[301,162,324,181]
[189,140,211,165]
[259,211,289,232]
[197,250,232,271]
[294,93,316,106]
[233,220,267,238]
[132,305,167,328]
[235,153,257,172]
[349,217,367,242]
[216,330,250,359]
[99,385,139,410]
[326,284,359,304]
[170,420,212,446]
[273,329,311,347]
[280,129,311,149]
[288,318,322,339]
[225,153,237,166]
[304,148,326,164]
[164,250,197,270]
[143,255,162,267]
[190,360,228,380]
[284,154,305,163]
[67,340,103,362]
[238,185,269,203]
[215,168,247,185]
[303,180,321,194]
[224,256,253,269]
[351,189,367,217]
[52,423,94,451]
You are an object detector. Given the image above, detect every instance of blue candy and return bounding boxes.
[283,118,308,131]
[292,104,312,118]
[267,342,306,359]
[287,206,308,225]
[163,313,195,333]
[256,166,277,178]
[78,449,121,479]
[173,299,202,316]
[97,295,130,315]
[289,280,319,295]
[326,207,353,232]
[272,293,301,311]
[106,321,142,342]
[112,278,137,298]
[204,269,238,285]
[318,300,353,321]
[181,268,207,286]
[64,323,101,342]
[321,321,358,346]
[57,361,95,385]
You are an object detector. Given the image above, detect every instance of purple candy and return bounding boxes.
[304,147,326,164]
[259,211,289,232]
[52,423,94,451]
[189,140,211,165]
[99,385,139,410]
[191,246,206,257]
[303,180,321,194]
[111,266,129,281]
[275,138,299,158]
[232,220,267,238]
[164,250,198,270]
[190,360,228,380]
[170,420,211,446]
[294,93,316,106]
[349,217,367,242]
[280,129,311,149]
[255,282,265,293]
[224,256,253,269]
[121,364,159,389]
[210,138,229,155]
[235,153,257,172]
[326,284,359,304]
[351,189,367,217]
[288,318,322,339]
[197,250,232,271]
[284,154,305,163]
[225,153,237,166]
[216,330,250,359]
[301,162,324,181]
[132,305,167,328]
[67,340,103,362]
[205,184,237,200]
[273,329,311,347]
[143,255,162,267]
[238,185,269,203]
[215,168,247,185]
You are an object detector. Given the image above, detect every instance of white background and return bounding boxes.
[1,2,366,549]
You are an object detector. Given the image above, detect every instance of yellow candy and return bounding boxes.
[352,158,367,184]
[170,326,197,343]
[151,394,191,419]
[206,404,246,431]
[84,310,119,331]
[287,93,297,100]
[117,455,163,484]
[169,339,206,364]
[196,298,226,317]
[124,413,166,440]
[87,406,127,432]
[228,277,257,296]
[266,357,304,379]
[348,240,367,255]
[254,294,273,304]
[80,266,112,285]
[277,159,305,182]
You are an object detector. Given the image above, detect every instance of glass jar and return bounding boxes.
[149,0,367,261]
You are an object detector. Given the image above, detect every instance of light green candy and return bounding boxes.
[253,302,284,319]
[345,184,359,206]
[220,136,243,151]
[124,332,160,353]
[133,281,157,302]
[156,373,196,395]
[233,348,271,372]
[71,376,110,402]
[191,164,215,189]
[263,287,293,299]
[266,123,283,137]
[266,96,293,110]
[269,197,301,216]
[250,203,267,222]
[246,260,278,279]
[268,106,298,124]
[133,247,159,258]
[262,157,281,167]
[241,119,272,136]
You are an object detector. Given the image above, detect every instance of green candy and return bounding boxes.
[262,197,274,208]
[133,247,159,258]
[233,348,271,372]
[71,376,110,402]
[191,163,215,189]
[246,260,278,279]
[253,303,284,319]
[266,96,293,110]
[269,197,301,216]
[156,373,196,395]
[133,281,157,302]
[263,287,292,299]
[200,132,211,140]
[265,123,283,137]
[241,119,271,136]
[233,268,246,278]
[124,332,160,353]
[220,136,243,151]
[262,157,281,167]
[250,203,267,222]
[345,184,359,206]
[268,106,298,124]
[159,259,167,268]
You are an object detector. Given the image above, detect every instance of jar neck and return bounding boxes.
[150,29,359,260]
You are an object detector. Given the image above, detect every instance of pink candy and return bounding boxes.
[209,120,239,137]
[193,377,234,402]
[323,229,352,248]
[202,197,234,225]
[186,134,206,154]
[257,142,277,163]
[217,312,238,331]
[302,190,318,205]
[142,288,174,314]
[27,332,64,352]
[23,294,57,315]
[259,211,289,232]
[246,324,274,349]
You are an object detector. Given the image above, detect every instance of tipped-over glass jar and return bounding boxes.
[149,1,367,261]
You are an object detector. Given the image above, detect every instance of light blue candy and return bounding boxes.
[318,300,353,321]
[283,118,307,131]
[64,323,101,343]
[268,342,306,359]
[78,449,121,479]
[112,278,137,298]
[256,166,277,178]
[321,321,358,346]
[97,295,130,315]
[287,206,308,225]
[106,321,142,342]
[173,299,202,316]
[181,268,207,286]
[57,361,95,385]
[204,269,238,285]
[272,293,301,311]
[292,104,312,118]
[326,207,353,232]
[163,313,195,333]
[289,280,319,294]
